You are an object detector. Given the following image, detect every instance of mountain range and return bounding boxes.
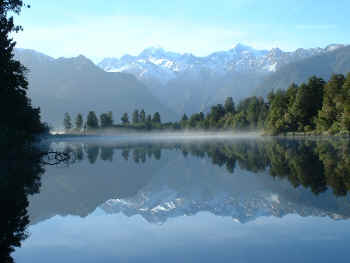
[98,43,347,114]
[99,43,343,81]
[14,43,350,127]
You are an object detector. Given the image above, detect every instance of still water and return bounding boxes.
[4,136,350,262]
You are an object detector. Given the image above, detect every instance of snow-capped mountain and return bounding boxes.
[98,43,346,115]
[98,43,344,85]
[101,183,346,225]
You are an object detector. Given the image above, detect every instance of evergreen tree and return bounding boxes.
[224,97,235,114]
[132,110,140,124]
[140,109,146,123]
[266,90,290,134]
[146,114,152,123]
[63,113,72,131]
[245,97,262,128]
[100,111,113,128]
[289,77,324,131]
[0,1,44,142]
[107,111,113,126]
[340,73,350,132]
[87,111,99,129]
[317,74,345,132]
[289,84,312,131]
[206,104,225,128]
[121,112,129,125]
[75,113,83,130]
[145,114,152,130]
[152,112,161,123]
[180,114,189,128]
[100,113,108,128]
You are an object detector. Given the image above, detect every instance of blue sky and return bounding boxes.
[12,0,349,62]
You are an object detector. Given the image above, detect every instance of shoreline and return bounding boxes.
[44,130,350,141]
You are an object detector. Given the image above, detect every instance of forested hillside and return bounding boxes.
[65,73,350,136]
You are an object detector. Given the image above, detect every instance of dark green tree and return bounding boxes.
[208,104,225,123]
[0,1,44,143]
[266,90,290,134]
[75,113,83,130]
[340,73,350,132]
[152,112,161,123]
[146,114,152,123]
[140,109,146,123]
[63,113,72,131]
[132,110,140,124]
[317,74,345,133]
[224,97,235,114]
[107,111,113,126]
[289,77,325,131]
[121,112,129,125]
[87,111,99,129]
[100,111,113,128]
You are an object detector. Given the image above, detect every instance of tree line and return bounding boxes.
[266,74,350,135]
[180,73,350,135]
[63,110,164,132]
[63,73,350,135]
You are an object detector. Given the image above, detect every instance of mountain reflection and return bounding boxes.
[26,138,350,226]
[4,137,350,261]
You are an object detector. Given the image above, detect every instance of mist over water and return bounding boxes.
[48,131,264,144]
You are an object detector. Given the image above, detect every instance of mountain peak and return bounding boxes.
[269,47,283,56]
[139,46,166,57]
[232,43,255,53]
[234,43,252,49]
[325,44,345,52]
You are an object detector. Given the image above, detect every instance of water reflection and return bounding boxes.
[4,137,350,262]
[56,138,350,197]
[0,143,46,263]
[23,138,350,227]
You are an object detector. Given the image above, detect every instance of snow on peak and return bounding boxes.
[98,44,344,83]
[325,44,345,52]
[233,43,254,52]
[139,46,166,58]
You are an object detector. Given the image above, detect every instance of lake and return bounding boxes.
[4,135,350,262]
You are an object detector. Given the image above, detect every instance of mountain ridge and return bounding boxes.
[97,43,347,115]
[14,48,178,127]
[256,45,350,96]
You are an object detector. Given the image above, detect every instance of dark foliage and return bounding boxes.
[0,1,45,143]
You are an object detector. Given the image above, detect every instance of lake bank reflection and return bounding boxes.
[5,136,350,262]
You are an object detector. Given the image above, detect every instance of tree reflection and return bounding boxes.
[0,143,45,263]
[100,146,114,162]
[121,149,129,161]
[85,144,100,164]
[74,139,350,197]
